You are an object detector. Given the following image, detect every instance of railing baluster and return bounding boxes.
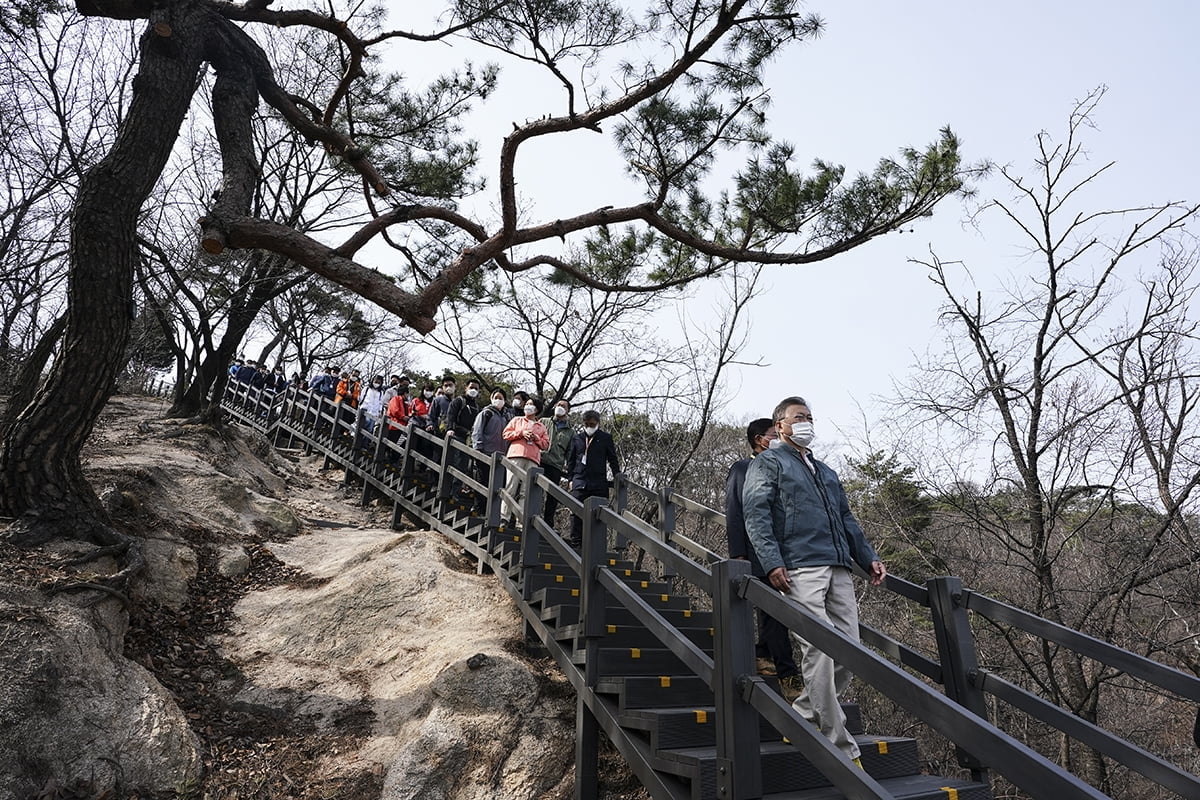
[928,575,990,780]
[713,560,763,799]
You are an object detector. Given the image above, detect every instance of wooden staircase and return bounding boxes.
[267,411,994,799]
[468,510,991,800]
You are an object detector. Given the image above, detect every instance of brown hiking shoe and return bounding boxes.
[756,657,776,676]
[778,675,803,703]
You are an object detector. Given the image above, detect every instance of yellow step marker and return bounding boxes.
[544,563,552,570]
[708,628,714,636]
[570,589,579,597]
[555,575,564,583]
[660,676,671,688]
[940,789,959,800]
[660,594,669,602]
[606,625,617,634]
[630,648,641,659]
[876,741,888,754]
[694,710,708,724]
[624,569,632,576]
[640,581,649,589]
[683,610,692,617]
[609,559,617,566]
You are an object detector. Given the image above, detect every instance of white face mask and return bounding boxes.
[513,399,523,408]
[443,387,454,396]
[372,381,383,388]
[553,406,567,417]
[788,421,815,447]
[424,390,434,398]
[466,388,479,398]
[524,405,536,416]
[491,398,505,409]
[583,425,598,436]
[767,438,785,450]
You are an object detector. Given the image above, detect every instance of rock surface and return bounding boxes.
[220,527,576,799]
[0,585,203,798]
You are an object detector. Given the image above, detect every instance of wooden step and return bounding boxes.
[763,773,991,800]
[657,736,920,800]
[556,622,713,651]
[533,586,693,613]
[617,706,779,750]
[525,571,673,596]
[596,676,714,710]
[584,647,711,677]
[540,602,713,630]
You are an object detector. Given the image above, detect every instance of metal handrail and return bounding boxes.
[963,589,1200,701]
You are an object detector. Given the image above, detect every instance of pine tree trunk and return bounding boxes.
[0,1,205,540]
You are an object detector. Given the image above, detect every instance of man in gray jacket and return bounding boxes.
[742,396,886,763]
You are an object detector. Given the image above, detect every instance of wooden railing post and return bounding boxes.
[713,559,763,799]
[657,487,678,580]
[302,391,317,454]
[576,495,609,800]
[519,468,545,574]
[485,453,506,532]
[272,387,291,448]
[612,473,629,549]
[928,575,990,781]
[398,422,417,481]
[436,434,454,503]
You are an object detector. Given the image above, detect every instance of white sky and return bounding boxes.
[394,1,1200,445]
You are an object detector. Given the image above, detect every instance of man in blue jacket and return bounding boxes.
[726,418,800,695]
[743,396,886,763]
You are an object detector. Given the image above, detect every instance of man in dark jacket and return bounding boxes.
[726,418,799,694]
[562,409,620,548]
[447,379,482,440]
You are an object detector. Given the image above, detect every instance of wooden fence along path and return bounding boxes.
[210,380,1200,800]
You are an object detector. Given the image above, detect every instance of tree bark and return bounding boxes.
[0,0,205,539]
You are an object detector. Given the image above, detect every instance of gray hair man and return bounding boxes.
[742,396,886,762]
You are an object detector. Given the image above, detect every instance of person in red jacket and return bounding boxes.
[501,397,549,525]
[384,386,411,463]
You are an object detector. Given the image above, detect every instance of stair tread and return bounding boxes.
[764,773,991,800]
[658,734,918,764]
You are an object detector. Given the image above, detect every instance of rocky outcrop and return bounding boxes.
[0,398,580,798]
[0,585,203,799]
[220,528,576,798]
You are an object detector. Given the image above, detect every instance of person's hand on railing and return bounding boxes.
[768,567,789,592]
[867,560,887,586]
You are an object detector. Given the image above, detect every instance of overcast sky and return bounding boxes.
[398,1,1199,449]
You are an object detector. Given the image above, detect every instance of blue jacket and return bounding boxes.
[742,445,877,575]
[472,405,510,454]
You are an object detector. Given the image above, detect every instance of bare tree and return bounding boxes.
[0,13,136,380]
[901,89,1199,792]
[425,257,687,403]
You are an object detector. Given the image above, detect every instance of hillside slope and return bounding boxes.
[0,395,644,799]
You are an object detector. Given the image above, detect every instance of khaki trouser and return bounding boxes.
[784,565,861,760]
[503,457,535,522]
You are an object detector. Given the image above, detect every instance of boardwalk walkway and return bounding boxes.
[215,382,1200,800]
